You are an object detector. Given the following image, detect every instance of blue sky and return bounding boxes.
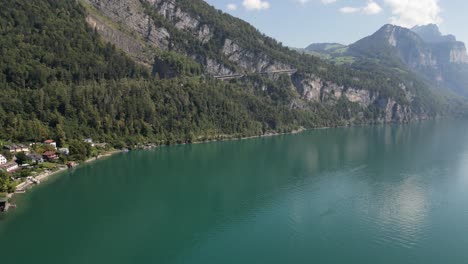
[204,0,468,48]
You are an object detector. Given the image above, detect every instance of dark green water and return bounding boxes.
[1,121,468,263]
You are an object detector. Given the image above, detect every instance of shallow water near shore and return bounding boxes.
[1,120,468,263]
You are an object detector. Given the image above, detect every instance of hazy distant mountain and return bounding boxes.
[306,24,468,97]
[305,43,346,53]
[412,24,457,43]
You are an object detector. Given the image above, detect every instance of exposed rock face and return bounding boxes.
[377,98,413,123]
[197,24,212,44]
[82,0,292,76]
[150,0,212,43]
[151,0,197,30]
[206,58,234,76]
[222,39,289,73]
[352,24,438,68]
[362,24,468,66]
[291,75,377,107]
[83,0,222,70]
[84,0,171,50]
[344,88,376,107]
[412,24,456,43]
[411,25,468,64]
[438,42,468,64]
[81,0,423,123]
[449,44,468,63]
[345,24,468,97]
[291,73,424,122]
[86,15,154,66]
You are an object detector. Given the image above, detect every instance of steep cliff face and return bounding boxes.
[350,24,468,68]
[82,0,288,76]
[350,25,438,68]
[412,24,456,43]
[425,40,468,65]
[291,74,425,122]
[82,0,170,66]
[411,24,468,65]
[410,25,468,96]
[292,75,377,107]
[448,43,468,64]
[320,24,468,97]
[81,0,434,123]
[221,38,290,73]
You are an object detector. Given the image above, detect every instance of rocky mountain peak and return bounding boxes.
[411,24,457,43]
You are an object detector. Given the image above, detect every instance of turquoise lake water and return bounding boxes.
[1,121,468,263]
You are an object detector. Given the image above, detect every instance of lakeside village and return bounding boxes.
[0,138,115,212]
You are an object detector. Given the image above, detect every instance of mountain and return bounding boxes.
[412,24,457,43]
[0,0,456,145]
[350,25,432,68]
[307,24,468,97]
[83,0,446,114]
[305,43,347,53]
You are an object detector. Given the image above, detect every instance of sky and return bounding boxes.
[204,0,468,48]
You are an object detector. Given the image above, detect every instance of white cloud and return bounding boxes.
[227,3,237,11]
[384,0,442,27]
[296,0,336,6]
[321,0,337,4]
[340,6,360,13]
[362,1,382,15]
[243,0,270,10]
[295,0,310,5]
[340,1,382,15]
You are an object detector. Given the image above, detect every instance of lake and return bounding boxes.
[1,121,468,263]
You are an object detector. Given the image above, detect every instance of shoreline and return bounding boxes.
[177,127,307,147]
[83,150,123,164]
[4,128,307,210]
[1,120,432,212]
[4,149,123,211]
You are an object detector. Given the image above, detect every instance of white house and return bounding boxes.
[44,139,57,149]
[0,154,7,165]
[3,144,30,153]
[84,138,95,147]
[59,148,70,156]
[0,162,19,173]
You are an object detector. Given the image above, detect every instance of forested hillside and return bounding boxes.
[0,0,338,146]
[0,0,459,147]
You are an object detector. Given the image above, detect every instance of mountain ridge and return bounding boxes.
[83,0,445,118]
[0,0,462,145]
[306,24,468,97]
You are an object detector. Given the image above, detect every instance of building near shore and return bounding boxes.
[0,162,19,173]
[0,154,7,165]
[27,153,44,164]
[3,144,30,153]
[84,138,95,147]
[44,140,57,150]
[94,143,107,148]
[43,151,59,161]
[59,148,70,156]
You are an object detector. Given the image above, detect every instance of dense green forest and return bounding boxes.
[146,0,447,109]
[0,0,461,149]
[0,0,362,146]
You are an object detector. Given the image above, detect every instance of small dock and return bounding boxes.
[0,196,8,212]
[3,203,16,212]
